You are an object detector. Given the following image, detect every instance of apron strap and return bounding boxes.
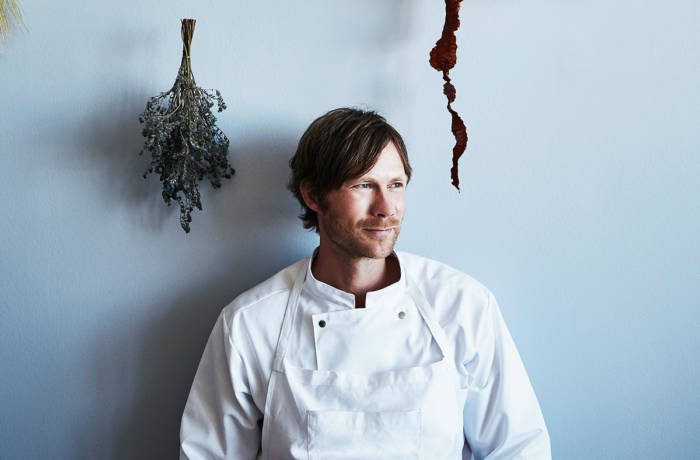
[406,278,454,361]
[271,263,308,372]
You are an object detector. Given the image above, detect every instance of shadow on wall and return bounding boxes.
[105,240,299,460]
[72,88,205,232]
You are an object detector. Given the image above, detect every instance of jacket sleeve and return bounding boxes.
[462,293,551,459]
[180,310,262,459]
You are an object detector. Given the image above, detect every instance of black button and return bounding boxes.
[319,320,326,328]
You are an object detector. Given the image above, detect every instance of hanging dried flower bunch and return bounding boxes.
[430,0,468,191]
[139,18,234,233]
[0,0,24,42]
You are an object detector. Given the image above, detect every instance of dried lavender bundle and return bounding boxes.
[139,18,234,233]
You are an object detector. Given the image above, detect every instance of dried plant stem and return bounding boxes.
[179,19,194,83]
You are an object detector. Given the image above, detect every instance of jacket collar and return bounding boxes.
[303,248,407,309]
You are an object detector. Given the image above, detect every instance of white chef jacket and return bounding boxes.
[180,250,551,459]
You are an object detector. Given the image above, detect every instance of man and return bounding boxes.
[180,108,551,459]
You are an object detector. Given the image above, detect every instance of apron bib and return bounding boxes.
[261,265,464,459]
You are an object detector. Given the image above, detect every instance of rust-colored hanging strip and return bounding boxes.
[430,0,468,191]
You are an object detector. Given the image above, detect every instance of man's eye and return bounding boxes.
[354,183,372,189]
[390,182,404,189]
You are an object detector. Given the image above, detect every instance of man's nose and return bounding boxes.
[370,189,396,218]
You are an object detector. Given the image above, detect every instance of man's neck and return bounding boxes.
[311,245,400,308]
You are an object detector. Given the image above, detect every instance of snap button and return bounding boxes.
[398,311,406,319]
[318,320,326,328]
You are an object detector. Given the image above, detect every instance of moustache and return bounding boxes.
[359,219,402,229]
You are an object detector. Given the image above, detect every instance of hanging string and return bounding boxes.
[179,19,195,83]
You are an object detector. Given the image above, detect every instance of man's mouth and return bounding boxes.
[363,227,394,236]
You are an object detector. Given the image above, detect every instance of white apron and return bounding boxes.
[260,265,465,459]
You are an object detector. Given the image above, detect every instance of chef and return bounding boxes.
[180,108,551,459]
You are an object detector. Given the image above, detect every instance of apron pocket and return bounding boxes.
[306,409,420,459]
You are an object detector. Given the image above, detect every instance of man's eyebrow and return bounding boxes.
[355,174,408,182]
[383,175,408,183]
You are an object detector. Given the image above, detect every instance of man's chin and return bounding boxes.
[358,239,398,259]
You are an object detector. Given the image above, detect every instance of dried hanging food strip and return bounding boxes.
[430,0,468,190]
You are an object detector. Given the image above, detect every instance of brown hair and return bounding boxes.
[288,107,412,232]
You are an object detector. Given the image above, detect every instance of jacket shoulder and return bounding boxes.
[216,258,307,369]
[220,258,307,331]
[397,251,492,301]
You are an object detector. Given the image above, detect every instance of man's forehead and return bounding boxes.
[354,144,408,181]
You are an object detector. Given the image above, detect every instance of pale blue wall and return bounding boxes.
[1,1,698,458]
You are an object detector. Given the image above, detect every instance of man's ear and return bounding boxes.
[299,181,321,213]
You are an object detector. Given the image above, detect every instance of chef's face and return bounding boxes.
[315,142,408,259]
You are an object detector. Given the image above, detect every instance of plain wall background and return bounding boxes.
[1,1,698,458]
